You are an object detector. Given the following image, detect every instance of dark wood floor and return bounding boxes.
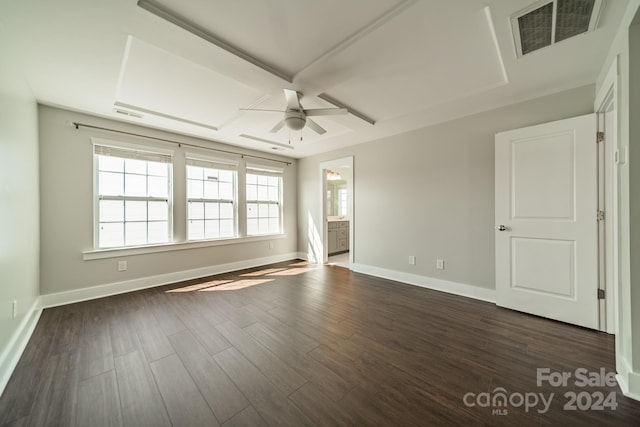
[1,260,639,426]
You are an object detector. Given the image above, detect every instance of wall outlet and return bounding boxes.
[409,255,416,265]
[436,259,444,270]
[117,260,127,271]
[12,300,17,319]
[269,242,275,249]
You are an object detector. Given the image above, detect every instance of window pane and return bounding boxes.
[204,181,219,199]
[269,204,279,218]
[258,218,268,233]
[246,184,257,201]
[204,168,218,181]
[219,170,233,183]
[219,202,233,219]
[99,222,124,248]
[125,201,147,221]
[269,218,280,233]
[247,203,257,218]
[147,161,167,177]
[125,222,146,246]
[125,174,146,197]
[220,219,234,237]
[268,176,278,187]
[188,179,203,199]
[219,182,233,200]
[99,172,123,196]
[205,202,219,219]
[204,220,219,239]
[125,158,147,174]
[268,186,279,202]
[246,174,257,185]
[258,204,268,218]
[257,185,268,200]
[257,175,268,186]
[148,176,167,198]
[188,220,204,240]
[148,201,168,221]
[247,218,258,235]
[99,200,124,222]
[148,221,168,244]
[189,202,205,220]
[187,165,203,180]
[99,156,124,173]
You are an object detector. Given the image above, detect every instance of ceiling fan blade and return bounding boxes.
[283,89,302,111]
[240,108,285,113]
[306,118,327,135]
[304,108,348,117]
[270,120,285,133]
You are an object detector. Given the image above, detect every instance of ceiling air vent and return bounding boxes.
[512,0,602,57]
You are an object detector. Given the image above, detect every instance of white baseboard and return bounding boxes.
[616,354,640,401]
[296,252,309,261]
[0,298,42,398]
[40,252,299,308]
[351,263,495,303]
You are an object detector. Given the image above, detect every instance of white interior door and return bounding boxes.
[495,114,598,329]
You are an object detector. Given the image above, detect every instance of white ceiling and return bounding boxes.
[2,0,628,158]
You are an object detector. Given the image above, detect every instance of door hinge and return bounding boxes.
[598,289,605,299]
[597,210,605,221]
[597,131,605,143]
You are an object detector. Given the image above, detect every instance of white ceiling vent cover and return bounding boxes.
[511,0,602,57]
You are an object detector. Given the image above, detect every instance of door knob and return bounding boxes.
[495,225,508,231]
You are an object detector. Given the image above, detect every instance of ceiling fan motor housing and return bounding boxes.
[284,110,306,130]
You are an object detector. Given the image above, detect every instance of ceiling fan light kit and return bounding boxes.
[284,110,306,130]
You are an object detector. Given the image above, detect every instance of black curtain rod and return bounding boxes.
[71,121,292,166]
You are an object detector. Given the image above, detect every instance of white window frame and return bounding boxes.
[92,139,174,249]
[246,164,284,236]
[186,156,239,241]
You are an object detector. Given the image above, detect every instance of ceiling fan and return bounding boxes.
[241,89,348,135]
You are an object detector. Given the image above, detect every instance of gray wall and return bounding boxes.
[39,106,297,295]
[298,85,595,290]
[0,37,41,355]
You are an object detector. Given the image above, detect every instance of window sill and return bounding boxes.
[82,233,287,260]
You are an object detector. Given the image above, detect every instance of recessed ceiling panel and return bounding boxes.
[115,36,267,129]
[144,0,400,76]
[302,2,508,121]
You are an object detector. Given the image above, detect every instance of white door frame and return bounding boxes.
[319,156,354,265]
[595,57,619,335]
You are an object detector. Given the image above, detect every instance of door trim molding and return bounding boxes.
[319,156,354,266]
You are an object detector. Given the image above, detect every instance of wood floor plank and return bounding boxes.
[289,382,364,427]
[244,322,352,401]
[136,322,175,362]
[76,370,123,427]
[213,348,314,427]
[215,321,306,395]
[109,318,141,358]
[0,363,45,425]
[113,350,171,427]
[220,406,267,427]
[168,330,249,423]
[150,354,218,426]
[26,351,80,427]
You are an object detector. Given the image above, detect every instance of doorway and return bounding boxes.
[319,157,354,268]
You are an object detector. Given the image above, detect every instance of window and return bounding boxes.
[95,144,172,248]
[186,158,237,240]
[246,165,283,235]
